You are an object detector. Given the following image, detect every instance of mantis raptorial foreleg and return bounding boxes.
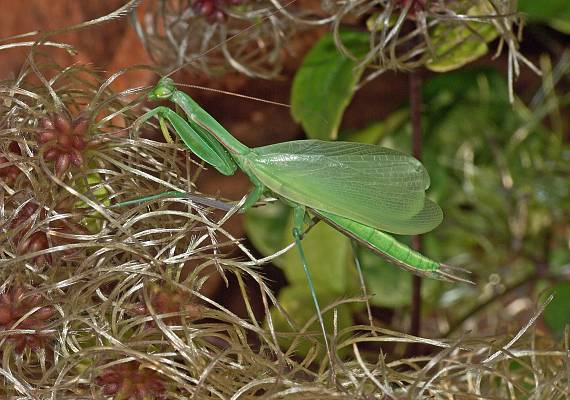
[133,105,169,132]
[138,106,237,176]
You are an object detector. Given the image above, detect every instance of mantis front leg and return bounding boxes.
[133,106,171,134]
[135,106,237,176]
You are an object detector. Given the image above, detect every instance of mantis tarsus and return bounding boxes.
[127,77,472,356]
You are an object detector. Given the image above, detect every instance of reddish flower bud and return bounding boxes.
[95,361,167,399]
[53,114,71,133]
[36,113,98,176]
[0,286,54,353]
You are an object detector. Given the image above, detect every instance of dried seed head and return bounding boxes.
[0,142,22,185]
[394,0,427,19]
[134,0,293,78]
[9,198,90,265]
[18,231,52,266]
[192,0,246,22]
[130,285,205,327]
[0,286,55,353]
[9,202,41,230]
[37,113,95,177]
[95,361,167,400]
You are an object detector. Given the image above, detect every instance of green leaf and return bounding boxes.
[550,18,570,34]
[268,285,355,357]
[339,109,409,144]
[72,172,109,233]
[519,0,570,33]
[244,202,291,269]
[422,68,508,105]
[291,30,369,140]
[358,246,412,307]
[543,282,570,339]
[246,201,354,294]
[426,18,498,72]
[518,0,570,22]
[281,215,353,294]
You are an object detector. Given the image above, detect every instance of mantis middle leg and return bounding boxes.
[292,205,334,367]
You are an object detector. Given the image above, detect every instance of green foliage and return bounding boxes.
[252,67,570,326]
[244,201,291,267]
[281,215,352,293]
[519,0,570,32]
[373,69,570,316]
[355,246,412,307]
[247,202,355,293]
[73,172,109,233]
[268,285,355,356]
[339,110,409,145]
[543,282,570,339]
[426,6,498,72]
[291,17,502,140]
[519,0,570,19]
[291,30,369,140]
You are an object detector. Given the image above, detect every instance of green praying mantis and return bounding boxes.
[125,77,471,354]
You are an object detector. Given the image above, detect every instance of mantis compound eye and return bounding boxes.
[149,87,172,100]
[155,88,172,98]
[148,77,176,100]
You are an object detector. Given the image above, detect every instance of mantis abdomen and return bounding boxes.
[314,209,440,278]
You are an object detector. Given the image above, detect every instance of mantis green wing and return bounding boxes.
[247,140,442,235]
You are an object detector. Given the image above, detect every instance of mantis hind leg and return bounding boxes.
[292,206,334,366]
[350,240,375,332]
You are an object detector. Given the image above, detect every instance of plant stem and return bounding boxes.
[409,70,423,345]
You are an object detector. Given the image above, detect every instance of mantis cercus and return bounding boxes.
[126,77,471,355]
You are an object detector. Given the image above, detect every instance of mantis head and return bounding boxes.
[148,77,176,101]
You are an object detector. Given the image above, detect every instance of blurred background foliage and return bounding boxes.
[242,1,570,345]
[247,63,570,341]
